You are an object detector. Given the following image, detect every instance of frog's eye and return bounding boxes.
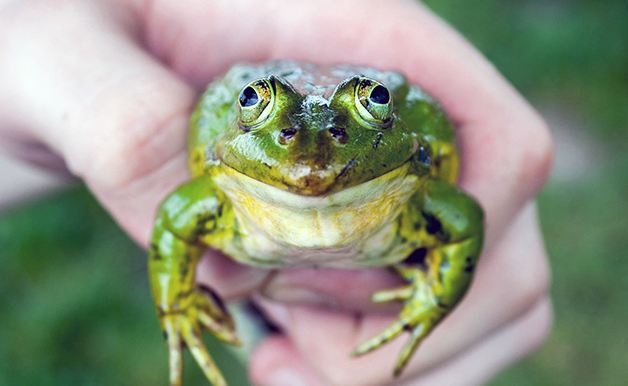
[355,78,393,125]
[238,78,274,129]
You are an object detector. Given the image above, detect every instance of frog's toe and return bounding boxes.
[164,319,183,386]
[352,310,440,377]
[194,287,240,345]
[352,319,407,356]
[393,323,428,378]
[180,321,228,386]
[158,288,240,386]
[371,285,413,303]
[161,311,228,386]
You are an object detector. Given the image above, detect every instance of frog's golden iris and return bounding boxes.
[149,61,484,386]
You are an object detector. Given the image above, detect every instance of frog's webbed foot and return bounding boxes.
[352,270,445,377]
[353,180,484,378]
[160,287,240,386]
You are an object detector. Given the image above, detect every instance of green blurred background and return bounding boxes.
[1,1,626,385]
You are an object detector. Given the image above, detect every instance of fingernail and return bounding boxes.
[265,368,310,386]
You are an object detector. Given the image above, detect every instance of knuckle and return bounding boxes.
[516,112,555,196]
[512,252,551,313]
[523,298,553,353]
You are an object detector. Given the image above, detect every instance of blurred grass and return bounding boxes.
[1,0,627,385]
[424,0,628,141]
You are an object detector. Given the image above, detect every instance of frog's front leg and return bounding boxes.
[149,176,238,386]
[353,180,484,377]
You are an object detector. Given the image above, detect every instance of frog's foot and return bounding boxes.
[352,280,444,378]
[160,286,240,386]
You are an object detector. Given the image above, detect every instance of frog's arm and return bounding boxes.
[149,176,238,386]
[353,179,484,377]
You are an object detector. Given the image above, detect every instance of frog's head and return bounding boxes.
[218,74,419,195]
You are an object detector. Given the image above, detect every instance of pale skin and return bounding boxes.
[0,1,553,385]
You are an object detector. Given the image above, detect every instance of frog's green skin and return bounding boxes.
[149,61,483,386]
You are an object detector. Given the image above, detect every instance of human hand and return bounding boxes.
[0,1,553,385]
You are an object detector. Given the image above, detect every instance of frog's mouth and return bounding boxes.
[221,157,410,197]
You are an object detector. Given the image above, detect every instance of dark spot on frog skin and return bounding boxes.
[179,257,191,279]
[191,211,220,240]
[149,242,162,261]
[437,301,450,309]
[335,158,357,180]
[464,256,475,273]
[402,247,427,269]
[421,211,449,240]
[199,285,228,315]
[372,132,383,149]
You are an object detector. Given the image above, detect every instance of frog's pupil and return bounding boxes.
[369,85,390,104]
[239,86,259,107]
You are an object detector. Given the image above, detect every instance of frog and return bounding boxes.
[148,61,484,386]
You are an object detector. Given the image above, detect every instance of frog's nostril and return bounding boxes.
[279,127,298,144]
[328,127,348,143]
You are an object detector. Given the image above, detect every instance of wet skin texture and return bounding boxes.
[149,61,484,386]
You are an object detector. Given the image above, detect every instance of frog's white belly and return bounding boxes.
[213,164,419,267]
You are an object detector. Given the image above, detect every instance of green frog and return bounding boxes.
[149,61,484,386]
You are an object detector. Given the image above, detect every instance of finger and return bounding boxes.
[250,337,327,386]
[261,267,403,313]
[253,204,550,385]
[197,252,269,299]
[0,1,194,245]
[251,298,552,386]
[144,0,553,248]
[0,1,267,298]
